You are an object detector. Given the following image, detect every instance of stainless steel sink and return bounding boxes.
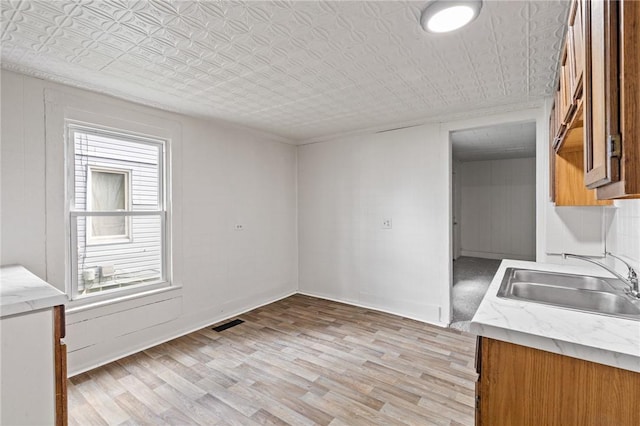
[509,269,614,291]
[497,268,640,320]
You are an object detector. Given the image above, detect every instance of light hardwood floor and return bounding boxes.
[68,294,478,425]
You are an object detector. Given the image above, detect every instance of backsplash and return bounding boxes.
[606,199,640,268]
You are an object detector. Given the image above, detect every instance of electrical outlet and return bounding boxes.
[234,224,244,231]
[382,218,392,229]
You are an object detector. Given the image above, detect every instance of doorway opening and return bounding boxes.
[450,120,537,331]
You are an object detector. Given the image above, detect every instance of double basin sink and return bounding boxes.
[497,268,640,320]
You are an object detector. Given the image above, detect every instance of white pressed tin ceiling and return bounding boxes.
[1,1,569,143]
[452,121,537,161]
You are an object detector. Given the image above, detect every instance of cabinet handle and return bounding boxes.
[608,134,621,158]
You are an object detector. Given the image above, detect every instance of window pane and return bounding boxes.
[70,125,166,301]
[91,171,127,237]
[92,171,125,211]
[74,132,161,212]
[75,214,163,296]
[92,216,126,237]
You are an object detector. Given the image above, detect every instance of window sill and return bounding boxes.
[66,283,181,315]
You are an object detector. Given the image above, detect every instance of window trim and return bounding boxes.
[67,121,170,304]
[86,165,132,245]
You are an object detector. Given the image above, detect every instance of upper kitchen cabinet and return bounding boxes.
[550,0,611,206]
[568,0,586,102]
[584,0,640,199]
[550,0,638,205]
[551,0,585,148]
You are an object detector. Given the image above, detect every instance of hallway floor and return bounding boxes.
[449,257,501,332]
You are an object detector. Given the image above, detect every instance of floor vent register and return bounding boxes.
[212,319,245,332]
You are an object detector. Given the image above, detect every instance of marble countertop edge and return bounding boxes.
[1,265,67,318]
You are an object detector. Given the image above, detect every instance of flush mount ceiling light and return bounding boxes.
[420,0,483,33]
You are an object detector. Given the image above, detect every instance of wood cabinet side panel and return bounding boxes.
[54,305,68,426]
[620,0,640,194]
[58,343,68,426]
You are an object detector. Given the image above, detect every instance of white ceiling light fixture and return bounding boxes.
[420,0,483,33]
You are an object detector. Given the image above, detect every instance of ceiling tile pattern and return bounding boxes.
[1,0,569,142]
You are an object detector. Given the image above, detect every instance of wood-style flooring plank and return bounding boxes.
[68,294,477,425]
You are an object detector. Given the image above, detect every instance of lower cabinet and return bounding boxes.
[475,337,640,426]
[0,304,67,425]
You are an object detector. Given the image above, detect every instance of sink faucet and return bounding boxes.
[563,253,640,299]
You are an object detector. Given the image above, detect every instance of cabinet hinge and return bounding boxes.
[608,134,621,158]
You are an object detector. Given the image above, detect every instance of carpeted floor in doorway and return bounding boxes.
[449,256,501,332]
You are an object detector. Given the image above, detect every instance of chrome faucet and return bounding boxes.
[563,253,640,299]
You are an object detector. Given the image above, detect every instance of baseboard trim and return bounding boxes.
[297,290,448,328]
[460,250,534,261]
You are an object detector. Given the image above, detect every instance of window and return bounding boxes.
[68,123,168,301]
[87,167,131,243]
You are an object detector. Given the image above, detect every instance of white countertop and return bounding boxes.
[470,260,640,373]
[0,265,67,318]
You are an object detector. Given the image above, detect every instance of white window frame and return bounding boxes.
[86,166,132,245]
[67,121,169,302]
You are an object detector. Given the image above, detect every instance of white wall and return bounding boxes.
[297,124,450,325]
[606,200,640,270]
[298,104,612,326]
[0,70,298,375]
[459,157,536,260]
